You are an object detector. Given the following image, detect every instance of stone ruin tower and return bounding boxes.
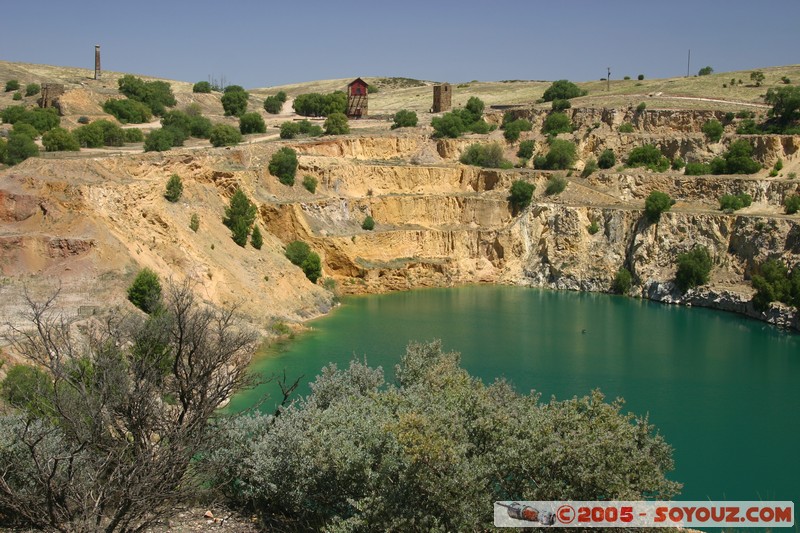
[346,78,368,118]
[94,45,101,80]
[432,83,452,113]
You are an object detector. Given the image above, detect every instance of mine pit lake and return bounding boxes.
[229,285,799,504]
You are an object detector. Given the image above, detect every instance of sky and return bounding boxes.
[0,0,797,89]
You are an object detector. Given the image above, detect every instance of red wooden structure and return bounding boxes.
[347,78,369,118]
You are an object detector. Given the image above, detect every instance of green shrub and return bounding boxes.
[541,112,572,135]
[275,91,287,103]
[508,180,534,211]
[774,159,783,171]
[545,175,568,195]
[675,246,712,291]
[279,121,301,139]
[4,132,39,165]
[302,175,318,193]
[542,80,586,101]
[750,71,765,87]
[765,85,800,129]
[221,87,249,117]
[193,81,212,93]
[698,66,713,76]
[581,158,598,178]
[781,76,791,85]
[1,105,26,124]
[251,225,263,249]
[711,140,761,175]
[127,268,162,313]
[702,119,724,142]
[117,75,176,116]
[533,155,547,169]
[618,122,634,133]
[189,213,199,232]
[187,115,213,138]
[42,127,80,152]
[1,364,52,416]
[73,122,105,148]
[293,91,347,117]
[671,157,685,170]
[103,98,152,123]
[537,139,576,170]
[503,118,532,142]
[18,107,60,133]
[612,267,633,294]
[143,129,174,152]
[160,110,192,138]
[24,83,40,97]
[627,144,669,171]
[517,140,535,160]
[636,102,647,113]
[209,124,242,147]
[551,99,571,112]
[269,147,298,185]
[302,252,322,283]
[0,138,6,165]
[718,193,752,211]
[12,92,21,101]
[285,240,311,266]
[644,190,672,222]
[13,123,39,139]
[263,96,283,114]
[77,116,90,124]
[324,112,349,135]
[239,112,266,134]
[750,259,800,310]
[362,216,375,230]
[431,112,466,138]
[587,220,599,234]
[4,80,19,92]
[638,74,645,81]
[223,188,257,247]
[94,120,125,146]
[391,109,418,129]
[164,174,183,202]
[684,162,711,175]
[460,143,507,168]
[785,195,800,214]
[597,149,616,169]
[123,128,145,143]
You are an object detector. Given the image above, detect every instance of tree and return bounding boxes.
[209,124,242,147]
[750,259,799,311]
[5,131,39,165]
[188,115,213,138]
[301,252,322,283]
[18,108,60,133]
[280,121,301,139]
[221,87,249,117]
[541,112,573,135]
[164,174,183,202]
[223,188,257,247]
[702,119,724,142]
[193,81,212,93]
[73,122,105,148]
[103,98,152,123]
[765,85,800,127]
[293,91,347,117]
[127,267,162,313]
[24,83,40,97]
[201,341,680,531]
[284,241,321,283]
[4,80,20,92]
[644,190,672,222]
[463,96,485,123]
[117,75,176,116]
[324,112,350,135]
[41,127,80,152]
[263,96,283,114]
[551,99,571,112]
[144,129,174,152]
[750,70,765,87]
[537,139,576,170]
[698,66,714,76]
[508,180,534,211]
[160,110,192,138]
[517,140,535,160]
[251,225,263,249]
[598,148,616,169]
[638,74,645,81]
[675,246,712,291]
[542,79,586,101]
[710,140,761,175]
[269,147,298,185]
[0,283,259,532]
[431,112,466,138]
[627,144,669,172]
[239,112,266,134]
[391,109,418,129]
[361,216,375,230]
[503,118,532,142]
[612,267,633,294]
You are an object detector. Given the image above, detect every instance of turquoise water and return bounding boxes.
[229,285,799,504]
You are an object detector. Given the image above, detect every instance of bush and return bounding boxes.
[517,140,535,160]
[718,193,752,211]
[302,175,318,193]
[533,155,547,169]
[239,112,266,134]
[4,80,19,92]
[671,157,685,170]
[144,129,174,152]
[538,139,576,170]
[189,213,199,232]
[711,140,761,175]
[117,75,176,116]
[73,122,104,148]
[269,147,298,185]
[545,175,568,195]
[263,96,283,114]
[209,124,242,147]
[4,132,39,165]
[188,115,213,138]
[587,220,599,234]
[41,127,79,152]
[160,110,192,138]
[503,118,532,142]
[775,159,783,171]
[684,162,711,175]
[698,66,714,76]
[551,99,571,112]
[509,180,534,211]
[0,138,6,165]
[122,128,143,143]
[627,144,669,172]
[750,71,765,87]
[750,259,800,310]
[638,74,645,81]
[293,91,347,117]
[431,112,466,138]
[1,105,25,124]
[12,92,21,101]
[597,149,616,169]
[542,79,586,101]
[285,241,322,283]
[24,83,40,97]
[221,87,249,117]
[18,107,60,133]
[675,246,712,291]
[618,122,634,133]
[764,86,800,128]
[279,121,300,139]
[1,365,52,416]
[193,81,212,93]
[251,225,263,249]
[103,98,152,123]
[785,195,800,215]
[164,174,183,202]
[636,102,647,113]
[95,119,126,146]
[324,112,349,135]
[77,116,90,124]
[459,143,507,168]
[612,267,633,294]
[541,112,572,135]
[275,91,287,103]
[361,216,375,230]
[391,109,418,129]
[644,190,672,222]
[127,268,162,313]
[782,76,791,85]
[581,158,598,178]
[223,188,257,247]
[13,123,39,140]
[702,119,724,142]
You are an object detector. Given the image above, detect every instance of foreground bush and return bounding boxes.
[675,246,712,291]
[200,341,680,531]
[324,112,349,135]
[127,267,162,313]
[41,127,80,152]
[209,124,242,147]
[239,112,266,134]
[269,147,298,185]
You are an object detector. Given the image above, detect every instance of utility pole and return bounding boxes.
[607,67,611,91]
[687,49,691,77]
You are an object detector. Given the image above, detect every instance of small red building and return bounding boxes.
[346,78,369,118]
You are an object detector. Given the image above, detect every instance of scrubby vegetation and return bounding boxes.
[708,140,761,174]
[127,267,162,313]
[542,79,586,101]
[280,119,323,139]
[164,174,183,202]
[502,118,532,142]
[193,81,212,93]
[545,175,568,195]
[675,246,713,291]
[702,119,724,142]
[361,215,375,231]
[223,188,257,247]
[209,124,242,147]
[41,127,79,152]
[598,149,616,169]
[509,180,534,211]
[293,91,347,117]
[221,85,249,117]
[263,91,287,114]
[750,259,800,311]
[391,109,418,129]
[303,175,318,193]
[459,143,509,168]
[117,75,176,116]
[644,190,672,222]
[269,147,299,185]
[324,112,350,135]
[612,267,633,294]
[431,97,491,138]
[627,144,669,172]
[284,240,322,282]
[534,138,576,170]
[718,193,752,211]
[517,140,535,160]
[239,112,266,134]
[541,112,572,135]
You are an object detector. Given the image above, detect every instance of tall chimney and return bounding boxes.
[94,45,101,80]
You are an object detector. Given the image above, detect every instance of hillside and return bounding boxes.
[1,60,799,353]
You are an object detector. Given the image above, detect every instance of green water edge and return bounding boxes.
[227,284,799,507]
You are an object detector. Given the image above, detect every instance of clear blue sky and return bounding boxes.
[1,0,796,88]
